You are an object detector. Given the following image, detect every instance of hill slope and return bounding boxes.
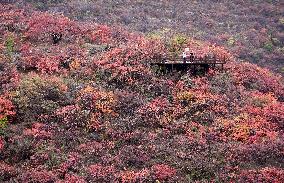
[6,0,284,74]
[0,5,284,182]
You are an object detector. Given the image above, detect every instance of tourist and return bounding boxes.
[189,52,194,62]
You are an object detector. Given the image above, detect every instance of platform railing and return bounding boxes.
[152,55,227,64]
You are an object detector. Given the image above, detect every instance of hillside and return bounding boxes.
[6,0,284,75]
[1,4,284,183]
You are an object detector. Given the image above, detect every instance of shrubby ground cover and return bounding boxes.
[0,3,284,183]
[6,0,284,75]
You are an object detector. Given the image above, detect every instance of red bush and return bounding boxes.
[88,164,116,182]
[56,173,86,183]
[94,37,165,84]
[0,61,19,92]
[138,97,172,126]
[0,95,15,120]
[89,25,112,44]
[0,5,25,33]
[119,169,150,183]
[19,170,57,183]
[229,62,284,98]
[0,137,3,151]
[0,161,17,181]
[237,167,284,183]
[152,164,177,181]
[1,4,284,182]
[35,56,60,74]
[25,12,79,43]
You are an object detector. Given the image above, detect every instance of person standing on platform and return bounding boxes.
[189,52,194,62]
[182,48,190,63]
[182,51,187,63]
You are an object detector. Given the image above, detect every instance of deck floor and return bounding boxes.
[150,57,226,74]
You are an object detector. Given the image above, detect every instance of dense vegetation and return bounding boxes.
[7,0,284,74]
[0,3,284,183]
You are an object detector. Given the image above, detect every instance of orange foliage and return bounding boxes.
[0,95,15,119]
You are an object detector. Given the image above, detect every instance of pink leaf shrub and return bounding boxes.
[152,164,177,181]
[0,161,17,182]
[56,173,86,183]
[87,164,116,182]
[237,167,284,183]
[25,12,79,43]
[228,62,284,98]
[0,137,3,151]
[118,169,150,183]
[0,95,15,119]
[19,169,57,183]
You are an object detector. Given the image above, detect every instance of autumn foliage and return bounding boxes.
[0,4,283,182]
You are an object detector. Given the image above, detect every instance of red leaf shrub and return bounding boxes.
[0,137,3,151]
[35,56,60,74]
[232,140,284,170]
[94,37,165,84]
[56,173,86,183]
[138,97,172,127]
[228,62,284,98]
[19,42,87,74]
[0,61,19,92]
[116,145,150,170]
[77,141,114,159]
[0,95,15,120]
[89,25,112,44]
[184,39,232,60]
[19,169,57,183]
[23,122,52,140]
[54,105,87,128]
[152,164,177,181]
[237,167,284,183]
[25,12,79,43]
[118,169,150,183]
[75,86,118,130]
[0,161,17,182]
[242,91,284,131]
[87,164,116,182]
[56,153,81,180]
[1,4,284,182]
[0,5,25,33]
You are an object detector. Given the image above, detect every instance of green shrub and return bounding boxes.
[146,31,163,40]
[146,28,171,40]
[271,38,280,46]
[13,74,69,123]
[5,35,14,57]
[227,37,235,46]
[264,42,273,51]
[252,98,267,108]
[173,34,187,45]
[25,0,65,10]
[167,34,188,59]
[279,18,284,24]
[186,168,215,181]
[0,116,8,135]
[0,117,8,128]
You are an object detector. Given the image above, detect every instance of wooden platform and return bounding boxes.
[150,56,226,74]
